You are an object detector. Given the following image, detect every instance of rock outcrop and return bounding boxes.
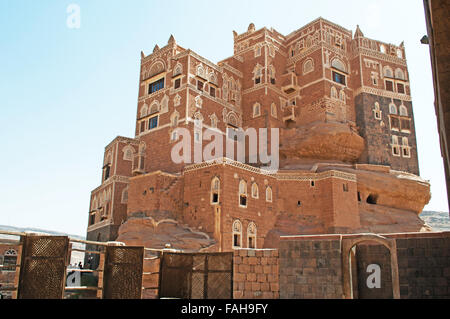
[116,214,216,252]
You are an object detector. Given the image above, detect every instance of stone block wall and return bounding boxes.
[355,243,393,299]
[394,234,450,298]
[233,249,279,299]
[279,238,343,299]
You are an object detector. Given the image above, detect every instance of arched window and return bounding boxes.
[396,49,403,59]
[210,114,218,128]
[331,86,338,99]
[123,145,134,161]
[251,183,259,199]
[174,94,181,107]
[268,65,275,84]
[228,112,239,127]
[392,135,400,156]
[268,44,275,57]
[306,35,313,47]
[121,187,128,204]
[380,44,386,54]
[91,196,97,211]
[209,72,217,85]
[399,105,408,117]
[254,44,262,57]
[196,64,205,78]
[149,101,159,115]
[232,220,242,248]
[383,66,393,78]
[239,180,247,207]
[402,137,410,157]
[271,103,277,118]
[148,61,165,78]
[211,177,220,204]
[266,186,272,202]
[173,63,182,77]
[247,222,257,249]
[253,65,263,84]
[373,102,382,120]
[160,95,169,113]
[253,103,261,118]
[392,136,399,145]
[389,103,397,114]
[140,104,148,118]
[331,58,346,72]
[395,68,405,80]
[303,58,314,74]
[170,111,180,127]
[339,90,346,102]
[402,137,409,146]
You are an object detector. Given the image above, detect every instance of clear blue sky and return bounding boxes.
[0,0,447,237]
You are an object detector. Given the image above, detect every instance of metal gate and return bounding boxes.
[102,246,144,299]
[18,236,69,299]
[159,252,233,299]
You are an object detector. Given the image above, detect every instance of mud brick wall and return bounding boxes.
[395,236,450,298]
[233,249,279,299]
[141,253,161,299]
[279,239,343,299]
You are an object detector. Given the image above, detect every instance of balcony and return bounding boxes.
[281,71,300,94]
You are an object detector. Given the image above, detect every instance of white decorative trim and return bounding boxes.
[354,86,411,101]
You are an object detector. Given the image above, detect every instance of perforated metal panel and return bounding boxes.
[18,236,69,299]
[160,252,233,299]
[102,246,144,299]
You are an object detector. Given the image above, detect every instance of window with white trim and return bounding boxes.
[247,222,257,249]
[373,102,382,120]
[271,103,277,118]
[211,177,220,204]
[266,186,272,202]
[392,135,400,156]
[402,137,411,158]
[232,220,242,248]
[239,180,247,207]
[253,103,261,118]
[251,183,259,199]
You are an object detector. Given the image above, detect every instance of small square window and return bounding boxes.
[385,80,394,92]
[197,80,203,91]
[210,86,216,97]
[240,196,247,207]
[397,83,405,94]
[174,78,181,89]
[212,193,219,204]
[332,71,346,85]
[255,77,261,85]
[149,116,158,130]
[234,234,241,247]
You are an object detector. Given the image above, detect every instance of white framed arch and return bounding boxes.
[331,58,346,72]
[232,220,243,248]
[247,222,257,249]
[303,58,314,74]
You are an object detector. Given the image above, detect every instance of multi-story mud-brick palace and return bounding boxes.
[86,18,432,252]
